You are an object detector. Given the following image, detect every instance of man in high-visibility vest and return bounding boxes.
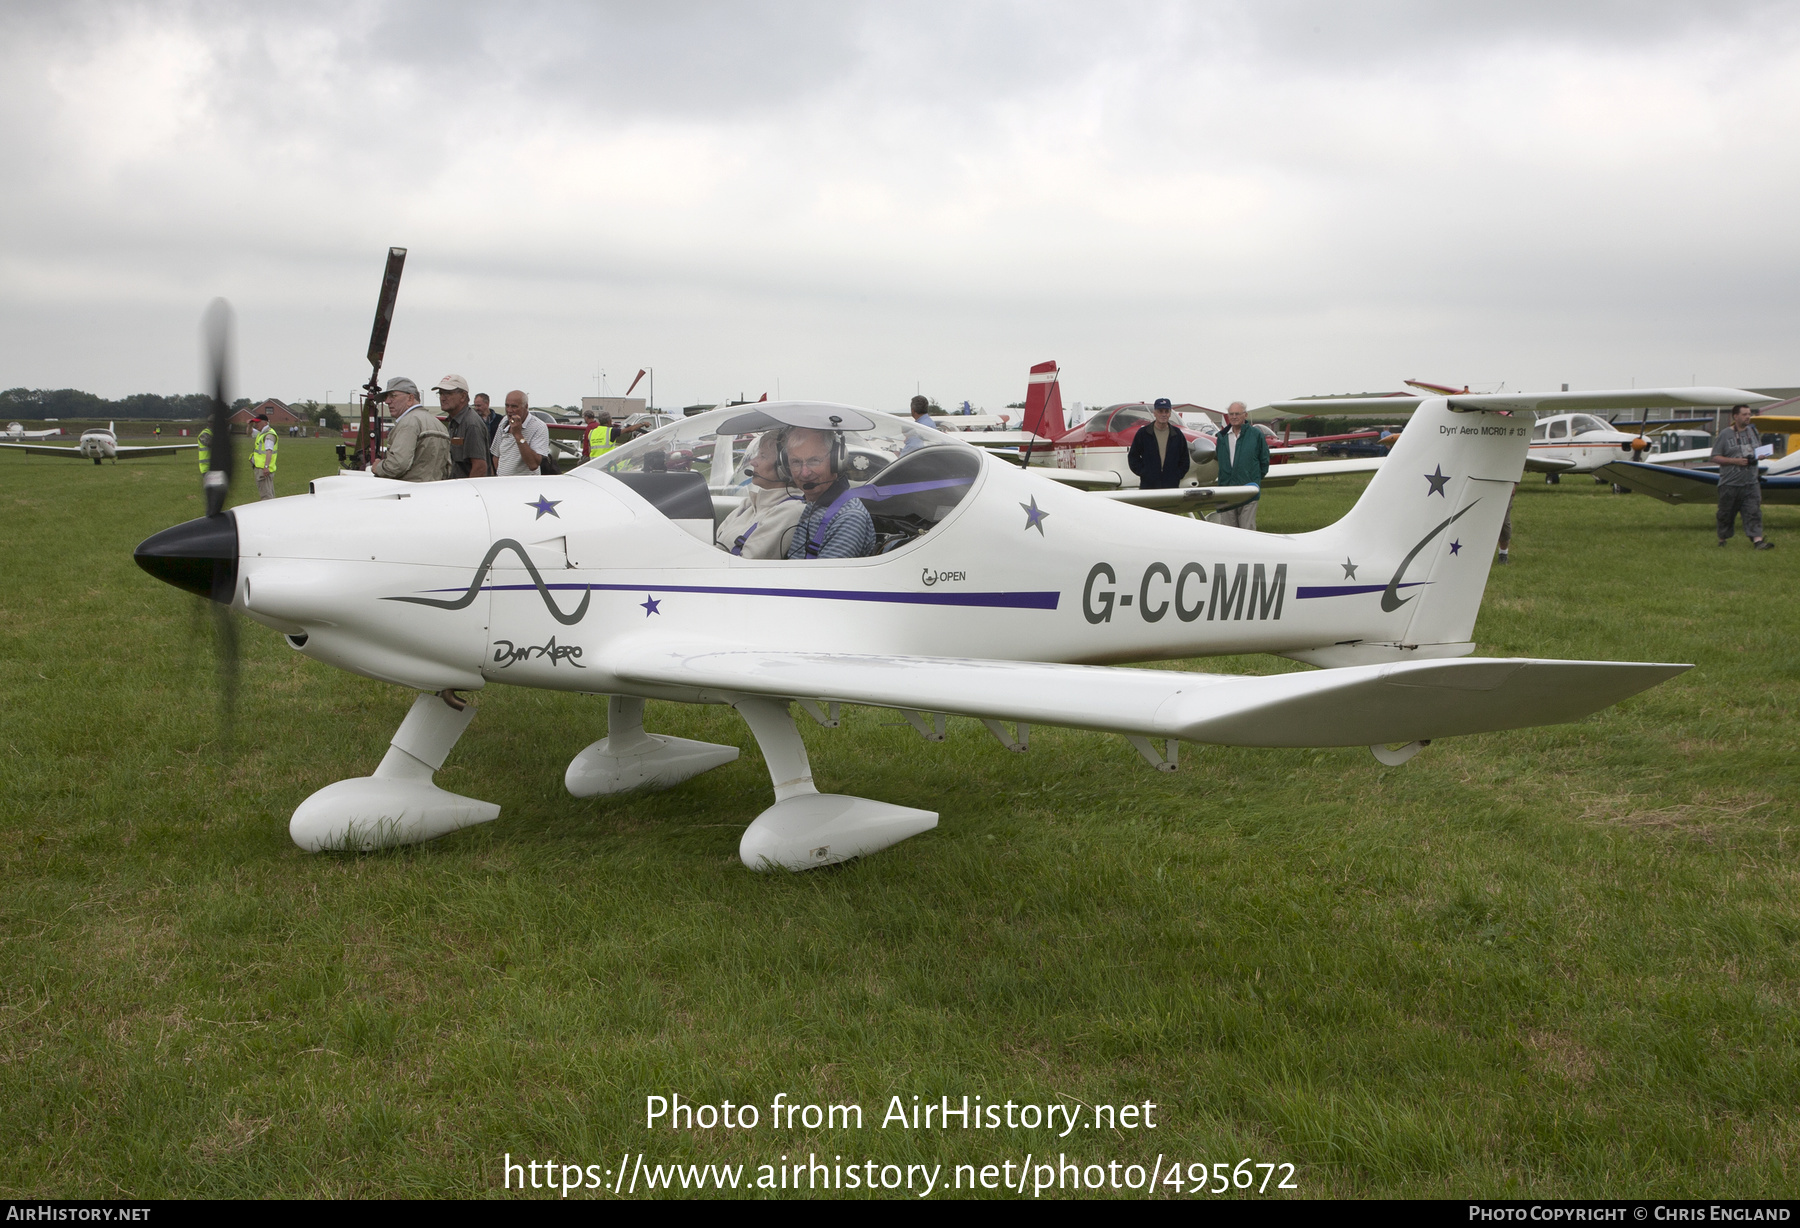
[196,425,212,474]
[250,414,278,499]
[585,409,615,460]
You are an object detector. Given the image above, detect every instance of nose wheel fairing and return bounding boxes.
[290,693,498,852]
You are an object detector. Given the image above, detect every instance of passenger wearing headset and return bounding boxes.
[784,426,878,560]
[714,432,806,559]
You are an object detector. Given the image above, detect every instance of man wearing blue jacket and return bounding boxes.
[1127,398,1190,490]
[1207,401,1271,530]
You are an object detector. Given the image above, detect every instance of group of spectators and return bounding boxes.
[371,375,579,483]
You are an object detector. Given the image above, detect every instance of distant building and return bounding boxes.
[581,396,647,420]
[228,399,306,432]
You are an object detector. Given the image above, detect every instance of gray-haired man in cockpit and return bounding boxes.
[715,432,806,559]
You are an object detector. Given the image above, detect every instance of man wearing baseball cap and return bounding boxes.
[373,376,451,482]
[249,412,278,500]
[434,374,490,478]
[1126,397,1190,491]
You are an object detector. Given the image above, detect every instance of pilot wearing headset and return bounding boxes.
[715,432,806,559]
[784,426,877,560]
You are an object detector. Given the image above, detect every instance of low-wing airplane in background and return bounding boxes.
[138,391,1689,872]
[1592,412,1800,505]
[0,422,198,465]
[6,422,64,440]
[1254,386,1783,480]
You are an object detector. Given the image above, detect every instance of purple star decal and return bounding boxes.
[1020,496,1048,535]
[1449,539,1462,555]
[528,495,561,519]
[641,595,661,616]
[1424,466,1451,497]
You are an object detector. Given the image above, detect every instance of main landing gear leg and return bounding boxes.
[289,692,500,851]
[731,697,936,872]
[564,696,739,797]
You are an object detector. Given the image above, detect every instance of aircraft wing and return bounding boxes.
[1255,386,1775,421]
[0,443,198,459]
[115,445,199,457]
[1257,457,1384,486]
[1030,469,1123,490]
[1635,447,1717,467]
[1592,461,1800,506]
[610,642,1689,748]
[0,443,90,459]
[1090,484,1261,512]
[953,431,1050,447]
[1524,455,1578,473]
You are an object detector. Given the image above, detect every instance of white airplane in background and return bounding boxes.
[6,422,64,440]
[1524,412,1719,479]
[138,396,1687,871]
[0,422,198,465]
[1254,386,1778,480]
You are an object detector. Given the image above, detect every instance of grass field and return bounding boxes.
[2,440,1795,1199]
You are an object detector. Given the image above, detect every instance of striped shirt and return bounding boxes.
[788,480,879,559]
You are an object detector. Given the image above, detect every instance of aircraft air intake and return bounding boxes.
[135,513,239,604]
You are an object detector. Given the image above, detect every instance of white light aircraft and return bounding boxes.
[0,422,198,465]
[1254,387,1779,480]
[137,398,1688,871]
[6,422,64,440]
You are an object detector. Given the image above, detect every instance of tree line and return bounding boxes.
[0,388,257,419]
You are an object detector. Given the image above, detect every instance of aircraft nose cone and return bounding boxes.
[135,513,238,603]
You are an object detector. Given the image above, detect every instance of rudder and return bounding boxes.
[1312,398,1531,649]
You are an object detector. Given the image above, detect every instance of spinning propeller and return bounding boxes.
[134,299,243,748]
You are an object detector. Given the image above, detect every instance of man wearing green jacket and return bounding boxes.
[1207,401,1270,530]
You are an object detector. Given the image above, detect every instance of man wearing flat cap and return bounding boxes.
[373,376,451,482]
[434,374,490,478]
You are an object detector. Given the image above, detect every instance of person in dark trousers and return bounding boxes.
[1497,484,1517,564]
[1127,398,1189,490]
[1207,401,1272,530]
[1711,404,1773,549]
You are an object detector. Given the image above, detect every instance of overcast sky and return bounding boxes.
[2,0,1796,412]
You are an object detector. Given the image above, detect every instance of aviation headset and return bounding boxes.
[773,417,848,486]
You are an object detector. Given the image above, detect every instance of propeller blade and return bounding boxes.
[212,599,239,761]
[199,297,241,756]
[202,298,235,517]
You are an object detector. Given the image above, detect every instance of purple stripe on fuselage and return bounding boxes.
[442,581,1060,610]
[1295,582,1427,599]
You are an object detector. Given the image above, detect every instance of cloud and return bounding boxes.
[2,0,1797,409]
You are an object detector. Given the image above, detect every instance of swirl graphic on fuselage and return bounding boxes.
[383,538,591,625]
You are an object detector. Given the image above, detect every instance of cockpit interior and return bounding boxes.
[579,403,984,557]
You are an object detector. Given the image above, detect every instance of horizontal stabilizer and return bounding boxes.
[611,643,1689,749]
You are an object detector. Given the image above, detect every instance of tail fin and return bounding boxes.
[1021,361,1069,442]
[1313,399,1529,650]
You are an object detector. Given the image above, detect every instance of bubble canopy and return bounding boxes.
[577,402,987,556]
[578,401,970,488]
